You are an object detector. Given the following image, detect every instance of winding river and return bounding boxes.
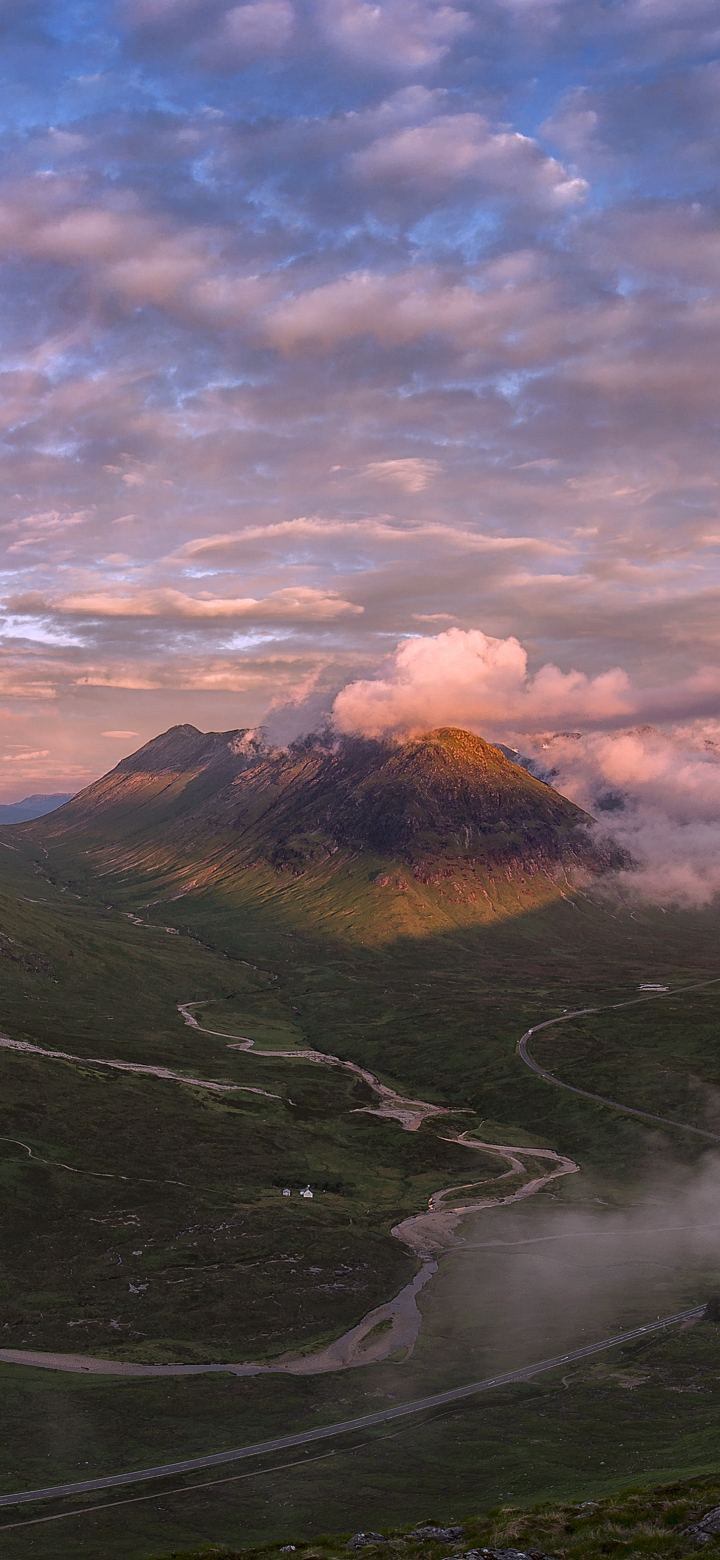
[0,997,577,1377]
[1,975,718,1379]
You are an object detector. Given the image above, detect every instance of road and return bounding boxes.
[0,1305,703,1511]
[0,1008,579,1378]
[1,976,718,1511]
[518,976,720,1142]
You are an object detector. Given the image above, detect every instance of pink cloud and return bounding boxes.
[525,725,720,907]
[314,0,470,71]
[0,184,271,327]
[331,626,720,738]
[262,252,578,356]
[6,585,363,621]
[124,0,294,61]
[351,113,587,204]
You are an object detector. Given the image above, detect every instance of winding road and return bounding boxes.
[518,976,720,1142]
[1,975,719,1517]
[0,1304,704,1512]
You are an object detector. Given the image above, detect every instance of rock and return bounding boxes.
[683,1503,720,1542]
[349,1535,388,1549]
[412,1529,464,1542]
[460,1550,559,1560]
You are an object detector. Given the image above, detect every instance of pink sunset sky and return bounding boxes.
[1,0,719,801]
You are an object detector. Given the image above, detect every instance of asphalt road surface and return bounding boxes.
[518,976,720,1142]
[0,1305,703,1511]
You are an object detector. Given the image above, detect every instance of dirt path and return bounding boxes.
[178,1001,447,1131]
[180,1000,579,1267]
[394,1137,579,1260]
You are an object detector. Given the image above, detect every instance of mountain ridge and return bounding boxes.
[20,725,629,928]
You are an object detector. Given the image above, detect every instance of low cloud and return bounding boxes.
[332,627,636,735]
[522,726,720,908]
[460,1153,720,1373]
[330,627,720,907]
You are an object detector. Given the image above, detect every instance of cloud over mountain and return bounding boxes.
[0,0,718,796]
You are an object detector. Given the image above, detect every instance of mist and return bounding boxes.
[518,725,720,909]
[439,1151,720,1373]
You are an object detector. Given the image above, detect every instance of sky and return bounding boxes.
[1,0,719,798]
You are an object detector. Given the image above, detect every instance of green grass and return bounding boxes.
[532,992,720,1139]
[3,1319,720,1559]
[138,1470,720,1560]
[4,825,720,1558]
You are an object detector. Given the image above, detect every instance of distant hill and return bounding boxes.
[0,792,75,824]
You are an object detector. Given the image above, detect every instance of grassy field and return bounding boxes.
[3,1316,720,1558]
[3,822,720,1558]
[531,990,720,1139]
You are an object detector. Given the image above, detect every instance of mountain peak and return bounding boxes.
[29,725,629,904]
[116,724,248,776]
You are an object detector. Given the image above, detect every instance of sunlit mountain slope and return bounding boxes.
[25,724,628,941]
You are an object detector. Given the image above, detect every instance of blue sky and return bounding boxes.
[0,0,719,792]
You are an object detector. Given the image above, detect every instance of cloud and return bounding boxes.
[331,626,720,738]
[364,458,441,492]
[124,0,294,64]
[314,0,471,71]
[0,183,271,329]
[101,729,140,736]
[1,0,720,800]
[351,112,587,205]
[262,252,570,354]
[525,726,720,908]
[332,627,635,736]
[169,517,562,561]
[5,586,363,621]
[2,749,51,761]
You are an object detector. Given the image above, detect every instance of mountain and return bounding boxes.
[21,725,628,934]
[0,792,75,823]
[39,723,261,835]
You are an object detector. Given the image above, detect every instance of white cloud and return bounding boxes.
[331,626,720,738]
[526,726,720,907]
[364,458,441,492]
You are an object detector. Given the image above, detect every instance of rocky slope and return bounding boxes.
[28,723,627,889]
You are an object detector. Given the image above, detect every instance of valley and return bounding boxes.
[1,725,720,1558]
